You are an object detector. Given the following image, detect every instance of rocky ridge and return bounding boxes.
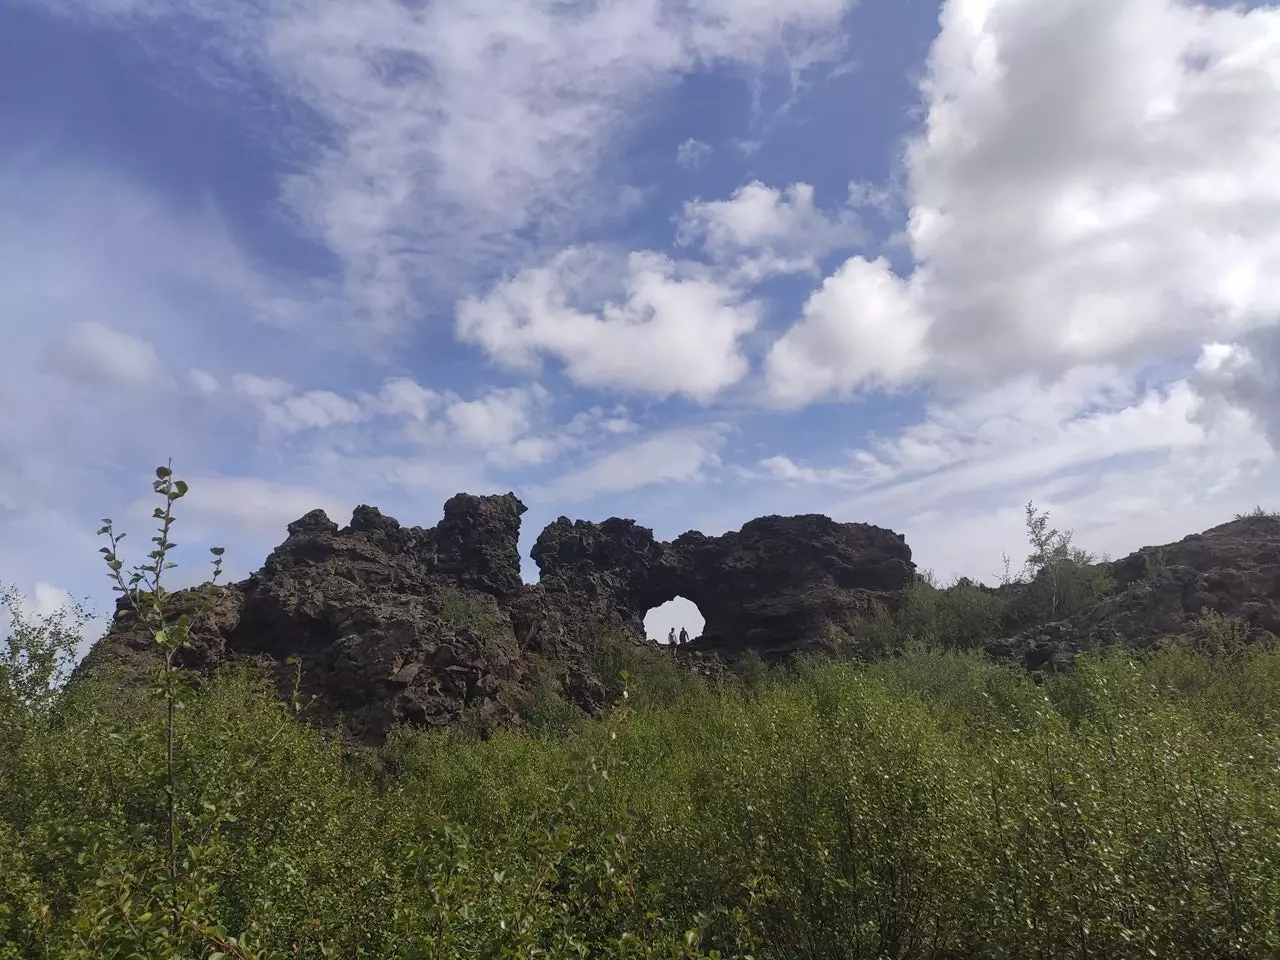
[79,493,1280,741]
[80,493,915,743]
[987,514,1280,672]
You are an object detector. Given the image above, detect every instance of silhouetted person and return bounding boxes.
[679,626,689,645]
[667,627,676,646]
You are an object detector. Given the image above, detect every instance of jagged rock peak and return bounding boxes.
[79,491,918,741]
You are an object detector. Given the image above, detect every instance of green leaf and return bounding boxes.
[174,479,189,497]
[210,546,226,557]
[155,465,172,479]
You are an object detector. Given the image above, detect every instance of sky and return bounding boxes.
[1,0,1277,646]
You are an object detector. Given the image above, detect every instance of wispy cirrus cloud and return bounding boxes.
[42,0,861,337]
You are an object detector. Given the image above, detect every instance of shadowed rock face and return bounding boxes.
[518,512,916,659]
[79,495,532,743]
[988,515,1280,672]
[78,494,915,742]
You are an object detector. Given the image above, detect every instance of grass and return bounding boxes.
[5,474,1279,958]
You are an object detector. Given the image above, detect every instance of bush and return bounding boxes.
[1234,505,1280,520]
[1004,501,1115,627]
[9,473,1280,958]
[898,576,1006,649]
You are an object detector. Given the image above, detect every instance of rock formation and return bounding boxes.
[78,483,1280,740]
[79,495,915,743]
[987,514,1280,671]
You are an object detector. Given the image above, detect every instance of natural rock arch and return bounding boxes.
[81,491,917,742]
[521,511,916,659]
[644,598,704,645]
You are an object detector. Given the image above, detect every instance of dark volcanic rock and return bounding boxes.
[77,491,1280,737]
[79,496,530,743]
[988,515,1280,671]
[79,495,917,741]
[670,514,916,657]
[517,512,915,660]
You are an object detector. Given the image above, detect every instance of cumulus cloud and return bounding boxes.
[446,386,547,451]
[676,138,713,169]
[30,582,74,618]
[766,0,1280,406]
[765,256,929,407]
[1193,335,1280,450]
[750,364,1277,579]
[363,377,440,422]
[230,373,366,434]
[755,367,1230,504]
[189,369,220,396]
[218,368,641,472]
[456,247,760,403]
[44,322,162,390]
[677,180,867,282]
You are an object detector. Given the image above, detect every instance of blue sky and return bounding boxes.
[2,0,1278,643]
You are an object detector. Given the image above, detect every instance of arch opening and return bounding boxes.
[643,596,705,646]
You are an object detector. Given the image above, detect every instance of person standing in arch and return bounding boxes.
[678,626,689,646]
[668,627,676,646]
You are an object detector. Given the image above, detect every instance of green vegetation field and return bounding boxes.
[4,473,1280,958]
[6,630,1280,958]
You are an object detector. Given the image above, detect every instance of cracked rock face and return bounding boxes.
[78,494,916,742]
[517,512,916,660]
[987,515,1280,672]
[76,492,1280,739]
[80,494,532,743]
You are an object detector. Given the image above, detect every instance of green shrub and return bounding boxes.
[586,629,706,710]
[8,473,1280,958]
[436,586,514,652]
[1234,504,1280,520]
[898,576,1006,649]
[1004,501,1115,627]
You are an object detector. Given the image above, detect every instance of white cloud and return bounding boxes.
[219,371,635,470]
[44,322,162,390]
[766,0,1280,405]
[31,582,73,618]
[162,475,352,539]
[364,377,440,421]
[676,138,713,169]
[755,367,1233,506]
[750,364,1277,581]
[49,0,858,334]
[446,386,547,452]
[677,180,866,281]
[755,454,861,486]
[189,369,220,396]
[531,426,726,501]
[765,256,929,407]
[1193,334,1280,450]
[231,373,366,434]
[456,247,760,403]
